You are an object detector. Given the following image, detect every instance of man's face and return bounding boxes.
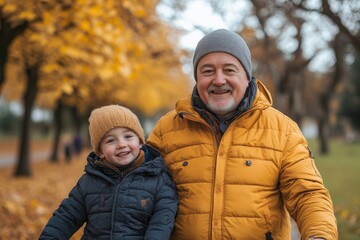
[196,52,249,118]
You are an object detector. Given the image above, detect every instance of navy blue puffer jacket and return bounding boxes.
[39,145,178,240]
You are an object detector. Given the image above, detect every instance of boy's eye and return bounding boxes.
[125,134,134,139]
[106,138,115,143]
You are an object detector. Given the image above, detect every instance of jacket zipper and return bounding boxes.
[181,113,219,240]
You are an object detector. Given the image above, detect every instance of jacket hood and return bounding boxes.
[254,79,272,109]
[85,152,117,184]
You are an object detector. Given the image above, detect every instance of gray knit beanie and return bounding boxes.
[193,29,252,81]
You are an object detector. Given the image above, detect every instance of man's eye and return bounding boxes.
[202,69,214,75]
[224,68,235,73]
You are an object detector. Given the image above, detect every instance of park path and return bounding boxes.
[0,138,56,168]
[0,151,50,168]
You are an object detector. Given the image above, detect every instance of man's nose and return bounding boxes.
[213,71,226,85]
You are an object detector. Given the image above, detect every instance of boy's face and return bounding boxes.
[99,127,142,166]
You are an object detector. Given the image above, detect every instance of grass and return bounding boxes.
[309,139,360,240]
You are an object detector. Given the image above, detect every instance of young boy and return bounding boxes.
[39,105,178,239]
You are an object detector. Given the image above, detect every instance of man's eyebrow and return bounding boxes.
[223,63,240,69]
[199,64,214,69]
[200,63,239,68]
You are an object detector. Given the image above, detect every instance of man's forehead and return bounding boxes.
[198,53,242,67]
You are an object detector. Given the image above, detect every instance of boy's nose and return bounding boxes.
[116,141,126,148]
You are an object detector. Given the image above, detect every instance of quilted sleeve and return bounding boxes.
[38,178,87,239]
[279,119,338,239]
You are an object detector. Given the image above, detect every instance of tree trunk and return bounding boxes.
[290,71,305,128]
[50,99,63,162]
[14,65,39,176]
[0,17,27,93]
[317,116,330,154]
[0,47,7,93]
[316,33,344,155]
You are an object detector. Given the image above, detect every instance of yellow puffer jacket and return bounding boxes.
[147,80,337,240]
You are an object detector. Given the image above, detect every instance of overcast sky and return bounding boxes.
[157,0,338,73]
[157,0,249,50]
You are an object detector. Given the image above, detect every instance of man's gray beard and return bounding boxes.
[206,97,236,116]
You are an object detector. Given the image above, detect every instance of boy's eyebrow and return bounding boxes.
[102,134,114,139]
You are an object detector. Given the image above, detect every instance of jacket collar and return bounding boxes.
[85,145,164,184]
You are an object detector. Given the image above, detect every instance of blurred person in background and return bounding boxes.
[147,29,337,240]
[72,133,83,155]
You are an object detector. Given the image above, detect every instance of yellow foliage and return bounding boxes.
[77,0,88,5]
[3,200,19,214]
[18,10,36,21]
[60,46,87,60]
[28,199,40,211]
[81,65,90,74]
[2,3,17,14]
[2,0,192,117]
[123,0,141,14]
[341,209,350,220]
[88,5,103,16]
[133,8,146,18]
[79,20,91,31]
[41,11,57,34]
[91,55,105,66]
[98,66,116,80]
[78,86,90,99]
[42,63,59,74]
[62,82,73,95]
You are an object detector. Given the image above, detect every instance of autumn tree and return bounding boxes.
[246,0,316,126]
[289,0,359,153]
[292,0,360,56]
[2,0,191,175]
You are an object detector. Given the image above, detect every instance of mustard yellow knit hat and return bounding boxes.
[88,105,145,155]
